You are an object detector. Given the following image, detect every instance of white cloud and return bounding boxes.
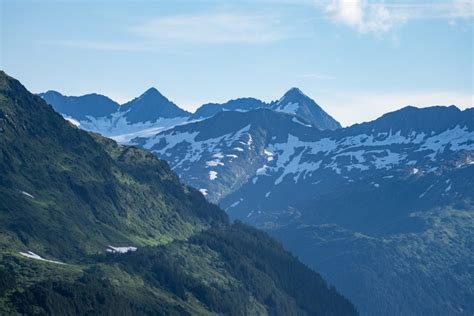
[45,40,147,52]
[319,0,474,34]
[130,13,288,44]
[320,90,473,126]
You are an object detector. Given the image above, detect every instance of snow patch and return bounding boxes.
[77,112,189,144]
[419,184,435,198]
[276,102,299,114]
[228,199,242,208]
[106,246,137,253]
[206,160,224,167]
[209,170,218,180]
[21,191,35,199]
[19,251,64,264]
[212,152,224,159]
[419,125,474,160]
[63,115,80,127]
[292,117,312,127]
[445,183,452,192]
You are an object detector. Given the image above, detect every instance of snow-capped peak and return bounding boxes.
[273,88,341,130]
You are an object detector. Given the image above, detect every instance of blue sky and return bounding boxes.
[1,0,472,126]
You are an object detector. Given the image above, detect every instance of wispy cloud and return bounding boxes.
[130,13,288,44]
[299,73,335,80]
[43,12,291,52]
[44,40,147,52]
[318,0,474,34]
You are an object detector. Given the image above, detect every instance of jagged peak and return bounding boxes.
[279,87,309,103]
[138,87,167,99]
[285,87,305,96]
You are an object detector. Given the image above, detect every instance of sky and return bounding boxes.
[1,0,473,126]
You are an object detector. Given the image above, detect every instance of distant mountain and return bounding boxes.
[190,88,341,131]
[272,88,341,130]
[191,97,269,120]
[136,104,474,315]
[40,87,340,145]
[39,90,119,120]
[135,109,321,203]
[0,72,357,315]
[40,88,190,143]
[120,87,190,123]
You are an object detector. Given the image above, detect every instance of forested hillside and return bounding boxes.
[0,71,357,315]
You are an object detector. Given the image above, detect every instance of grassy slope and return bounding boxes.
[0,72,225,260]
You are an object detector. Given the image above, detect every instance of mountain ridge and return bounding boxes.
[135,102,474,315]
[39,86,342,142]
[1,71,357,315]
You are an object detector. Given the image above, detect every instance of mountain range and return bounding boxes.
[38,82,474,314]
[0,72,357,315]
[39,86,340,143]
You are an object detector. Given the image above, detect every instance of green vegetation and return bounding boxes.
[0,71,357,315]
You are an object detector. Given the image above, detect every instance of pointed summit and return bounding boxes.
[120,88,190,123]
[144,87,159,94]
[282,87,306,99]
[141,87,163,98]
[272,88,341,130]
[133,87,169,104]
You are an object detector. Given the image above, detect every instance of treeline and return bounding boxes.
[2,222,357,315]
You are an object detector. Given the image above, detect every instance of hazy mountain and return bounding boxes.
[39,90,119,120]
[191,97,270,120]
[120,87,190,123]
[190,88,341,131]
[136,104,474,315]
[39,88,190,143]
[39,87,341,144]
[271,88,341,130]
[0,72,357,315]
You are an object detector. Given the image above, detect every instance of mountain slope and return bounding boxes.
[136,104,474,315]
[0,72,357,315]
[135,109,316,203]
[1,74,222,260]
[190,88,341,131]
[40,88,190,143]
[191,97,269,120]
[39,90,119,120]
